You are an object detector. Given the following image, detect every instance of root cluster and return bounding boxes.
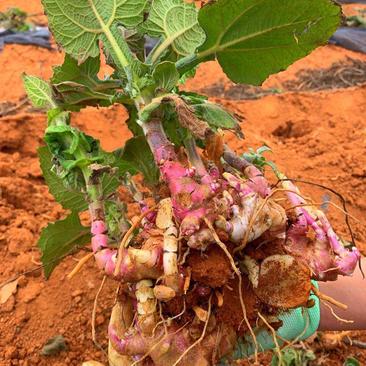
[88,122,359,366]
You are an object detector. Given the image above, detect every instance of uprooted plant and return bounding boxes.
[23,0,361,365]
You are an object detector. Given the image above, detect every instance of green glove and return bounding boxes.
[219,282,320,365]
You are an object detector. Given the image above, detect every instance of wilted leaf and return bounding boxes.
[198,0,341,84]
[0,279,18,304]
[38,212,91,278]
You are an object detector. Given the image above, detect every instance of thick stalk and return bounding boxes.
[142,118,216,236]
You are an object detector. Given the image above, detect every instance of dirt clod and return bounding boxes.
[187,245,233,287]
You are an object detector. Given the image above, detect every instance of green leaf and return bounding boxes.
[42,0,147,66]
[38,211,91,278]
[192,102,239,131]
[38,146,88,211]
[344,357,360,366]
[271,348,316,366]
[125,104,144,136]
[162,104,189,146]
[178,66,198,84]
[51,54,122,107]
[140,101,162,123]
[142,0,206,59]
[153,61,180,92]
[179,91,208,104]
[120,136,159,185]
[198,0,341,85]
[23,75,56,109]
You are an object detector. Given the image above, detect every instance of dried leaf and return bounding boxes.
[205,132,224,168]
[163,96,211,139]
[193,305,208,322]
[0,279,18,304]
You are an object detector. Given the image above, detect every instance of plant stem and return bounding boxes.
[175,54,212,75]
[184,137,207,176]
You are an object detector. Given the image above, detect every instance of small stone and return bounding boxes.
[17,282,42,303]
[95,315,105,326]
[18,349,26,359]
[71,290,83,297]
[0,294,15,313]
[4,345,18,359]
[13,253,36,274]
[16,311,30,324]
[74,296,82,304]
[41,335,67,356]
[352,167,366,177]
[17,276,28,288]
[7,228,34,255]
[86,281,95,290]
[28,354,40,365]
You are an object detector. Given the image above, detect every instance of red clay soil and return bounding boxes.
[1,1,366,366]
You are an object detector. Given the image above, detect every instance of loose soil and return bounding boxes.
[1,1,366,366]
[203,57,366,99]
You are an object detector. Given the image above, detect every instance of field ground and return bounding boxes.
[0,1,366,365]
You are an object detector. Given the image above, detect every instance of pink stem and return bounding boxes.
[92,219,164,281]
[284,178,360,278]
[318,212,360,276]
[142,119,218,236]
[109,325,147,356]
[223,146,270,197]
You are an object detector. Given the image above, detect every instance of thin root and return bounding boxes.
[131,322,190,366]
[238,276,259,363]
[281,309,310,350]
[204,218,240,277]
[91,276,113,364]
[234,188,309,253]
[67,252,94,279]
[285,202,361,224]
[258,312,283,366]
[322,301,354,324]
[114,206,156,277]
[152,300,187,337]
[343,337,366,349]
[203,218,259,363]
[172,295,213,366]
[311,285,348,310]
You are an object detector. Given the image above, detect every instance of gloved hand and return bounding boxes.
[219,282,320,365]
